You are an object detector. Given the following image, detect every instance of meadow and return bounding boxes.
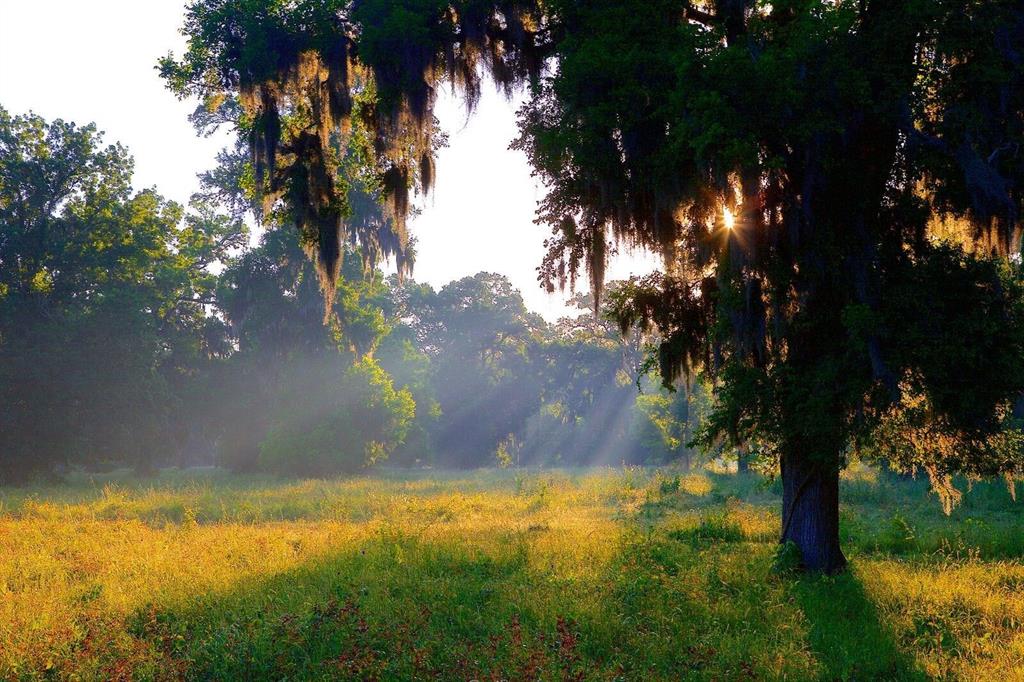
[1,466,1023,681]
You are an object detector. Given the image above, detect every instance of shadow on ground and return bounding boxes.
[793,570,926,681]
[106,528,928,680]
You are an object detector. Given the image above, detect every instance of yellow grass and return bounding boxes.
[0,467,1022,679]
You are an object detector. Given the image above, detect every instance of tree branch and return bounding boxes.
[682,2,717,27]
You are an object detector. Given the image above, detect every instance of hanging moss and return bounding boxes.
[163,0,546,312]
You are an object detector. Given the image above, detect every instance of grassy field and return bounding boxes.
[1,466,1023,680]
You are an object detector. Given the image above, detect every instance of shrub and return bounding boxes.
[259,359,414,476]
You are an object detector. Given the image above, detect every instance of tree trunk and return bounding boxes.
[679,448,691,472]
[780,450,846,574]
[736,444,750,474]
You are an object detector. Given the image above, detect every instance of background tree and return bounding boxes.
[524,287,647,466]
[388,272,547,467]
[0,108,243,481]
[631,384,714,470]
[1,105,690,480]
[212,225,406,472]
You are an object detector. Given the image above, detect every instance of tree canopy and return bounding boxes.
[0,108,245,479]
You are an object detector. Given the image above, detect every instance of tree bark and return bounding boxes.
[736,444,751,473]
[780,449,847,574]
[679,448,691,472]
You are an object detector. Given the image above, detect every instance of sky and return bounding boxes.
[0,0,657,320]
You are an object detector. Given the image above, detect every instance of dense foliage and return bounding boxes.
[0,108,702,482]
[0,108,243,480]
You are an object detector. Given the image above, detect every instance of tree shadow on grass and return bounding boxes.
[102,524,927,680]
[117,529,819,680]
[792,567,926,681]
[124,532,591,680]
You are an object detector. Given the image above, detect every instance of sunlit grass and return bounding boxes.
[1,467,1021,679]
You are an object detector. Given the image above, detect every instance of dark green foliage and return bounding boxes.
[259,358,415,475]
[0,109,422,480]
[516,0,1024,454]
[210,224,408,473]
[631,384,711,469]
[0,108,243,481]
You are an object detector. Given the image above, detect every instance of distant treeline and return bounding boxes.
[0,108,707,483]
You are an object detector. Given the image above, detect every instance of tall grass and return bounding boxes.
[0,466,1021,679]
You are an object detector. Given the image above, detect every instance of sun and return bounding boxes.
[722,207,736,230]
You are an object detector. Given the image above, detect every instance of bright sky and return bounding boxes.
[0,0,657,319]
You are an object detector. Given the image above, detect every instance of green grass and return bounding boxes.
[1,465,1022,679]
